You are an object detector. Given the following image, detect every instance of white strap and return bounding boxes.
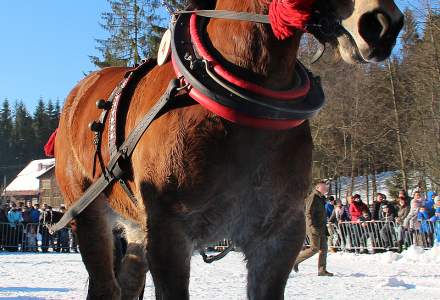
[173,10,270,24]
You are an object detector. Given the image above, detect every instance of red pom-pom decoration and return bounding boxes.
[265,0,316,40]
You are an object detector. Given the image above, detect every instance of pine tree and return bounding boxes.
[13,101,35,163]
[32,98,50,158]
[90,0,163,68]
[0,99,14,184]
[46,99,60,131]
[0,99,13,155]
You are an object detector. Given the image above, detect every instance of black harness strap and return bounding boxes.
[50,79,180,233]
[91,99,113,178]
[200,244,234,264]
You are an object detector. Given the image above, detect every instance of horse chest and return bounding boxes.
[169,122,313,247]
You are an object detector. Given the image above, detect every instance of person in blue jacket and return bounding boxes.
[7,203,23,251]
[429,207,440,244]
[425,191,437,217]
[418,207,433,247]
[7,203,23,227]
[325,196,335,219]
[30,203,40,223]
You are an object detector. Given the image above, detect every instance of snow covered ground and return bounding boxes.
[1,246,440,300]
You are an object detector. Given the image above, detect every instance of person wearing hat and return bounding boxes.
[371,193,386,221]
[349,194,369,221]
[380,204,395,222]
[294,182,333,276]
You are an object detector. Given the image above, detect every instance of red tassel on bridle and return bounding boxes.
[265,0,316,40]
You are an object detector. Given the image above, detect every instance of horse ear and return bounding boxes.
[190,0,216,9]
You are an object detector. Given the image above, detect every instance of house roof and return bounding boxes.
[37,165,55,179]
[3,159,55,195]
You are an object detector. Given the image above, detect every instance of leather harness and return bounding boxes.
[50,11,327,234]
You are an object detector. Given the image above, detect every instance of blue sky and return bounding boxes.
[0,1,109,110]
[0,0,413,112]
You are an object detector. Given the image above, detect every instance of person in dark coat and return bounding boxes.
[53,206,69,252]
[0,204,8,223]
[380,204,396,249]
[395,196,410,251]
[357,209,372,251]
[30,204,40,224]
[39,205,53,252]
[370,193,386,220]
[21,207,32,225]
[294,182,333,276]
[0,204,9,250]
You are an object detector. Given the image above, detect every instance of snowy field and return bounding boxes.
[1,246,440,300]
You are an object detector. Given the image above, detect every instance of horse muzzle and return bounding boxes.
[357,9,404,62]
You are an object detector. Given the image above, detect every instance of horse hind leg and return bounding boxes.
[76,194,121,300]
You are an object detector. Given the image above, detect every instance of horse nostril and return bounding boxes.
[359,11,390,44]
[376,13,389,39]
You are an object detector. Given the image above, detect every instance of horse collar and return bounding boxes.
[170,13,326,130]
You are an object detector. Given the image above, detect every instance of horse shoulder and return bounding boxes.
[56,67,130,194]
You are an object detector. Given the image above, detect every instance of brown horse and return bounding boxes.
[55,0,403,299]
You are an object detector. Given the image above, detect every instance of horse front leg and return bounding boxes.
[147,211,192,300]
[244,217,305,300]
[76,194,121,300]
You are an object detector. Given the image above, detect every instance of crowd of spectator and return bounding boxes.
[324,189,440,252]
[0,201,78,252]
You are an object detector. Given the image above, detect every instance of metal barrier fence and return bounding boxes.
[208,221,440,253]
[0,222,78,252]
[2,221,439,254]
[326,220,440,252]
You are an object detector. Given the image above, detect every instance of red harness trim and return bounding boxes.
[189,87,305,129]
[189,14,310,101]
[172,56,305,130]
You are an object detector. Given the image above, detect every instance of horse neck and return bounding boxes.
[206,0,302,90]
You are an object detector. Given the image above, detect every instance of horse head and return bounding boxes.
[312,0,404,63]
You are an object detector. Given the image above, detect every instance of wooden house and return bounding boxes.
[37,166,63,208]
[1,159,63,207]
